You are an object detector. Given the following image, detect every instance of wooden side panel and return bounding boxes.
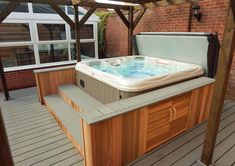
[188,88,202,129]
[188,83,215,128]
[82,83,215,166]
[145,93,191,151]
[35,69,76,104]
[83,111,144,166]
[202,84,215,121]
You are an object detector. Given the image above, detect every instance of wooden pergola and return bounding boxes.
[0,0,234,166]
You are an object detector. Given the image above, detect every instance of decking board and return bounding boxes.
[51,154,83,166]
[6,114,54,129]
[13,138,71,163]
[15,143,75,166]
[10,126,61,146]
[11,130,64,151]
[0,87,84,166]
[215,145,235,166]
[32,148,82,166]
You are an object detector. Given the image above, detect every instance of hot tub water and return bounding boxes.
[90,57,194,79]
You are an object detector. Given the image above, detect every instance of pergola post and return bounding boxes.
[128,7,134,55]
[0,59,9,100]
[200,0,235,165]
[74,5,81,62]
[115,8,146,55]
[0,109,14,166]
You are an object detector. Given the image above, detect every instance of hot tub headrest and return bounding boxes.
[133,32,220,78]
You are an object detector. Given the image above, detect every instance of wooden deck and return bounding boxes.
[0,87,235,166]
[0,87,83,166]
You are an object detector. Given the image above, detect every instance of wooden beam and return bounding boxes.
[134,0,198,9]
[133,9,146,29]
[200,0,235,165]
[114,9,130,28]
[0,109,14,166]
[79,6,97,25]
[76,2,131,10]
[128,7,134,55]
[112,0,142,3]
[74,5,81,62]
[0,59,9,100]
[49,3,75,30]
[0,1,20,23]
[1,0,72,5]
[72,0,92,5]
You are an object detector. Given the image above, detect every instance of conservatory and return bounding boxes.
[0,2,99,72]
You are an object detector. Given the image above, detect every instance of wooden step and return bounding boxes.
[44,94,84,155]
[58,84,103,119]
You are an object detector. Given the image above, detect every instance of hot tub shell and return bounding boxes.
[76,56,204,104]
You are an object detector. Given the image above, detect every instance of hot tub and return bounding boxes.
[76,56,204,104]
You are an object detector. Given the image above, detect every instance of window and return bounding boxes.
[0,45,35,68]
[71,25,94,39]
[0,4,98,70]
[39,43,69,64]
[0,2,29,13]
[37,24,66,41]
[0,23,31,42]
[67,6,84,15]
[33,4,65,14]
[71,42,95,60]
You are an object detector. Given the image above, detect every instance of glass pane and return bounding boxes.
[0,45,35,68]
[71,25,94,39]
[0,2,28,13]
[67,6,84,15]
[39,43,69,63]
[0,23,31,42]
[71,42,95,60]
[33,4,65,14]
[37,24,66,41]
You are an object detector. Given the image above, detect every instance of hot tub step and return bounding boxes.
[58,84,103,117]
[44,94,84,156]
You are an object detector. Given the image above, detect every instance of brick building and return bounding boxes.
[105,0,235,100]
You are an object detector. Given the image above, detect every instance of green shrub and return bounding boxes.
[96,11,111,58]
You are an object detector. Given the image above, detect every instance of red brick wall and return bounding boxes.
[0,69,36,91]
[105,0,235,100]
[0,64,76,92]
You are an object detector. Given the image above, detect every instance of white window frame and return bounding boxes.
[0,3,99,72]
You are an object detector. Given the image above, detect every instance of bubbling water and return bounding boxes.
[91,58,175,79]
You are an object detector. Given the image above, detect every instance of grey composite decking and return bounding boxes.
[1,87,235,166]
[0,87,83,166]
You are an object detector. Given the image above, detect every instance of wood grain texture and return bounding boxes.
[0,109,14,166]
[188,83,215,128]
[145,93,191,152]
[35,68,76,104]
[82,83,214,166]
[83,111,143,166]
